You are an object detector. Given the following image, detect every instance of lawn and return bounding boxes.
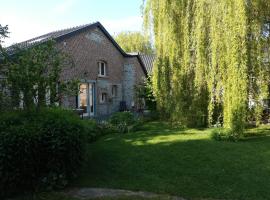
[73,122,270,200]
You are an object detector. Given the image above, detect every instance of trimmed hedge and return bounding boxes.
[0,108,87,197]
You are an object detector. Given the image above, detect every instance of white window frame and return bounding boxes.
[98,61,107,77]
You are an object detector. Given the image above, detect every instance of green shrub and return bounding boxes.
[211,128,240,142]
[97,121,118,135]
[109,112,136,133]
[0,108,87,197]
[110,112,135,125]
[82,119,102,142]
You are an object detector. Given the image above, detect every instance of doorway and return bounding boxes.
[78,83,95,117]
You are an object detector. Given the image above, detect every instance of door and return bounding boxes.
[79,83,95,117]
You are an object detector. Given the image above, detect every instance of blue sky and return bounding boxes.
[1,0,144,46]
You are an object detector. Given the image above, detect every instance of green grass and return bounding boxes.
[12,192,79,200]
[89,197,177,200]
[73,122,270,200]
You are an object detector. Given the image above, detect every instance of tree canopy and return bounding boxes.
[115,31,154,54]
[144,0,270,137]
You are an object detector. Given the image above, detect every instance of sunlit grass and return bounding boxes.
[73,121,270,200]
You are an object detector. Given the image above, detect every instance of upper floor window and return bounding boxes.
[98,61,107,77]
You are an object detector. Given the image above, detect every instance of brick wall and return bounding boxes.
[56,26,146,116]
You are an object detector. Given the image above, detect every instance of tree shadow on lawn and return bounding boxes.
[75,128,270,200]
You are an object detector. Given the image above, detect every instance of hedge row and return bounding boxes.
[0,108,92,197]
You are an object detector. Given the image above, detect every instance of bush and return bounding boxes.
[96,121,117,135]
[0,108,87,197]
[211,128,241,142]
[109,112,136,133]
[82,119,102,142]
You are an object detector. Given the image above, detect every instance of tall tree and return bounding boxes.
[115,31,154,54]
[144,0,270,137]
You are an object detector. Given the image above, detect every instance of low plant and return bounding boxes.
[109,112,137,133]
[82,119,102,142]
[211,128,241,142]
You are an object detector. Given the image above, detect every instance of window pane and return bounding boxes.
[100,93,107,103]
[101,65,105,75]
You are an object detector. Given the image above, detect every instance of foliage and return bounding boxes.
[115,31,154,54]
[135,76,156,111]
[109,112,136,133]
[0,108,87,197]
[0,24,9,44]
[210,128,240,142]
[82,119,106,142]
[143,0,270,136]
[0,24,9,109]
[0,40,78,111]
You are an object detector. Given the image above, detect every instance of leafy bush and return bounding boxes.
[82,119,102,142]
[211,128,240,142]
[0,108,87,197]
[109,112,136,133]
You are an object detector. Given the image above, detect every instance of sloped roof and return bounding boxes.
[6,23,92,53]
[6,22,148,76]
[128,52,155,75]
[139,54,155,74]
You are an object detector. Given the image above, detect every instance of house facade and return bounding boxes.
[9,22,151,117]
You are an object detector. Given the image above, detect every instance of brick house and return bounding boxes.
[9,22,154,117]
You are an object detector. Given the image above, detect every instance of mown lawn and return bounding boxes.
[73,122,270,200]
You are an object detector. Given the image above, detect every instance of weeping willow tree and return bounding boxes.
[144,0,270,135]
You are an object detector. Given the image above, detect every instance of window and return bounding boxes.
[79,84,88,113]
[98,61,107,77]
[100,92,107,103]
[111,85,117,97]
